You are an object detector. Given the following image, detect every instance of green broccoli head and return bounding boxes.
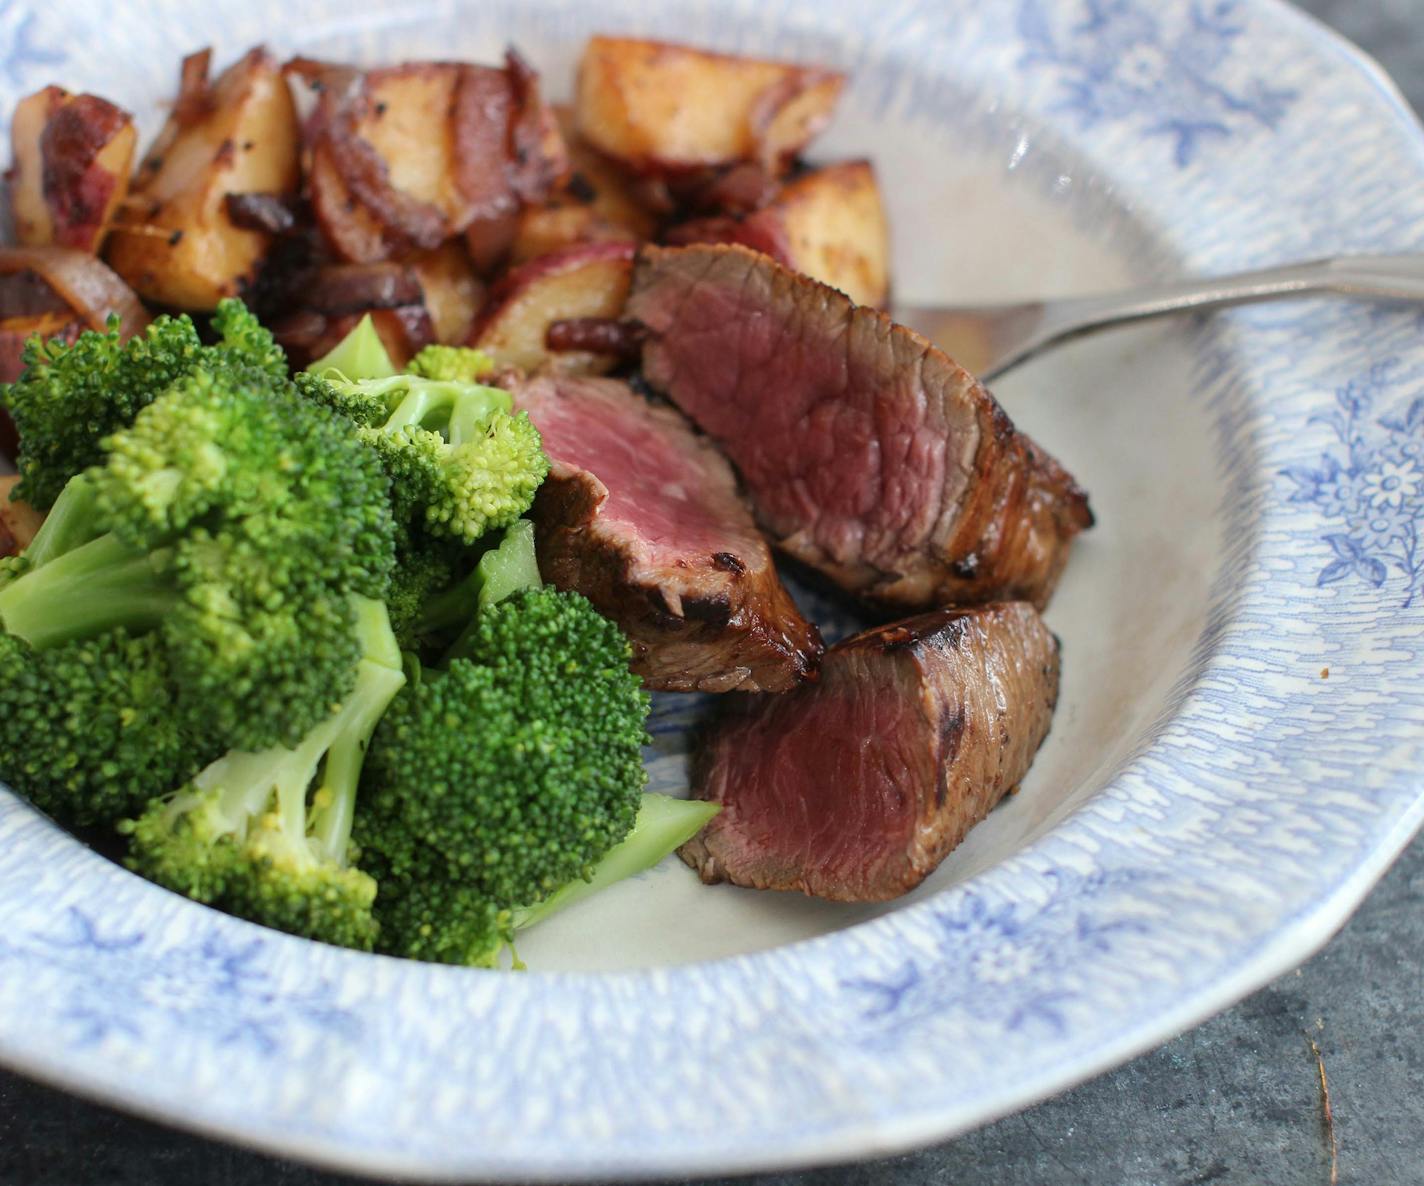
[291,369,390,428]
[0,368,398,752]
[123,780,383,952]
[406,344,495,383]
[121,598,405,951]
[94,366,396,596]
[3,315,204,508]
[1,300,290,510]
[383,535,474,652]
[300,370,548,547]
[357,587,650,964]
[0,629,218,829]
[209,298,289,381]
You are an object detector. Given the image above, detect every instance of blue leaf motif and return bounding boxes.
[1317,560,1355,587]
[843,962,922,1020]
[1324,534,1363,561]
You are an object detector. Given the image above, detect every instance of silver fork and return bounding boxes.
[891,254,1424,382]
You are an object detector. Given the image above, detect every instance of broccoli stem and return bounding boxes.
[511,793,720,933]
[20,473,104,569]
[435,520,544,664]
[0,533,177,648]
[307,314,398,381]
[168,598,405,867]
[416,520,543,644]
[309,599,406,861]
[474,519,541,611]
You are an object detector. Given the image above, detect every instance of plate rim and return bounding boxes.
[0,0,1422,1178]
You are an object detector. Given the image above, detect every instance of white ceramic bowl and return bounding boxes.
[1,0,1422,1178]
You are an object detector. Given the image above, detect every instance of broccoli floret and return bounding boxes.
[356,587,651,965]
[423,518,541,660]
[300,369,547,546]
[209,298,289,382]
[3,316,203,508]
[121,599,405,951]
[384,535,474,652]
[1,299,288,509]
[0,367,396,751]
[0,629,217,828]
[406,344,494,382]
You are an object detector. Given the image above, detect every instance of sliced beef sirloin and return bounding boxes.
[679,602,1059,900]
[627,243,1092,612]
[514,374,823,692]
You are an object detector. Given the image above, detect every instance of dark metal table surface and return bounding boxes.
[2,2,1422,1183]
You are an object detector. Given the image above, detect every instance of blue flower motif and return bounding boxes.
[1017,0,1296,166]
[0,907,359,1053]
[841,870,1151,1046]
[1282,360,1424,607]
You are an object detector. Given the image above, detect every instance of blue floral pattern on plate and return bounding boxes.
[1284,360,1424,607]
[0,0,1420,1180]
[1017,0,1297,165]
[0,908,359,1052]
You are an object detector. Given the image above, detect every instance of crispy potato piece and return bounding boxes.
[771,161,888,307]
[669,160,889,306]
[8,86,136,253]
[299,52,567,266]
[470,240,634,374]
[409,240,484,344]
[308,64,465,263]
[106,47,300,310]
[575,37,843,174]
[510,106,657,264]
[0,474,45,557]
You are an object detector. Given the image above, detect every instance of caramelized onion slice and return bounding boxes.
[0,245,149,334]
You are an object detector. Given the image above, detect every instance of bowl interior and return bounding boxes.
[13,6,1235,972]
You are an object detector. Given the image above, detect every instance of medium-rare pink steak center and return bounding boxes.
[514,374,823,694]
[667,273,956,553]
[629,244,1092,612]
[527,384,741,558]
[681,602,1060,899]
[708,659,928,887]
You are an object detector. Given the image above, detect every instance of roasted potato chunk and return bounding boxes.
[307,63,466,264]
[106,47,300,310]
[8,86,136,254]
[298,51,566,266]
[575,37,843,174]
[0,475,44,558]
[668,160,889,306]
[510,106,657,264]
[470,240,634,374]
[770,161,888,307]
[410,240,483,343]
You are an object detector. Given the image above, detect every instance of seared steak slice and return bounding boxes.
[515,374,823,692]
[628,243,1092,611]
[680,602,1058,900]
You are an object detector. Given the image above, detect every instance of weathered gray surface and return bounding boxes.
[3,3,1422,1183]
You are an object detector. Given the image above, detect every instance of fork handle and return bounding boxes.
[1018,253,1424,373]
